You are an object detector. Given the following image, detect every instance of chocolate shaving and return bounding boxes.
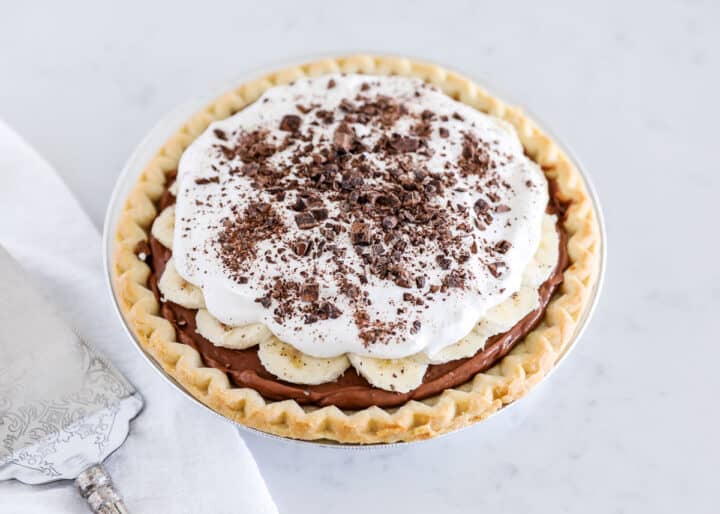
[410,320,422,334]
[300,283,319,302]
[443,270,465,288]
[194,176,219,185]
[350,222,371,245]
[436,255,451,270]
[495,240,512,254]
[474,198,489,215]
[279,114,302,132]
[311,207,329,222]
[487,262,506,278]
[387,134,420,154]
[295,212,318,229]
[333,122,356,153]
[317,302,342,320]
[316,110,334,124]
[255,296,272,308]
[381,215,398,230]
[293,239,312,256]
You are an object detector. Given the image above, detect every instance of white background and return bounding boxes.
[2,1,718,512]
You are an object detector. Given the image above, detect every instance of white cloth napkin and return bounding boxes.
[0,120,277,514]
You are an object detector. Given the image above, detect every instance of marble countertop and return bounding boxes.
[2,1,717,512]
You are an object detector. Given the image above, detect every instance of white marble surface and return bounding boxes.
[2,0,718,512]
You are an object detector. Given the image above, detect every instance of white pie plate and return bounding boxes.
[103,55,607,449]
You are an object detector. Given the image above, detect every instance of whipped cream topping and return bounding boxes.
[173,74,548,359]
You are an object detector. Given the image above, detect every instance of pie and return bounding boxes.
[112,55,601,444]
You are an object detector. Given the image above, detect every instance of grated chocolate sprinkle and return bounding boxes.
[179,77,539,348]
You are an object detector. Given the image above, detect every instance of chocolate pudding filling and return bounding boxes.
[139,178,568,410]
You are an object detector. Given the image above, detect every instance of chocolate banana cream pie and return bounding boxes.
[113,56,601,443]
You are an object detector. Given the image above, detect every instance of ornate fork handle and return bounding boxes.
[75,464,129,514]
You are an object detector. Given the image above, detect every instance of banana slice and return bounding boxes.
[348,354,428,393]
[168,180,178,196]
[258,339,350,385]
[195,309,271,350]
[151,205,175,250]
[423,325,494,364]
[482,286,539,334]
[158,257,206,309]
[522,214,559,288]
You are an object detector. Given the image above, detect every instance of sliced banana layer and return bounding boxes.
[522,214,559,288]
[158,257,206,309]
[258,339,351,385]
[151,205,175,250]
[168,180,178,196]
[195,309,272,350]
[424,325,494,364]
[348,354,428,393]
[482,286,540,334]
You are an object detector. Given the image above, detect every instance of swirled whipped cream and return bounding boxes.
[173,74,548,359]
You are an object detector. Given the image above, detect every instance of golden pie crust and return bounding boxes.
[111,55,601,444]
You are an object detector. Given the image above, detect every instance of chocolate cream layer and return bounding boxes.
[139,179,567,410]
